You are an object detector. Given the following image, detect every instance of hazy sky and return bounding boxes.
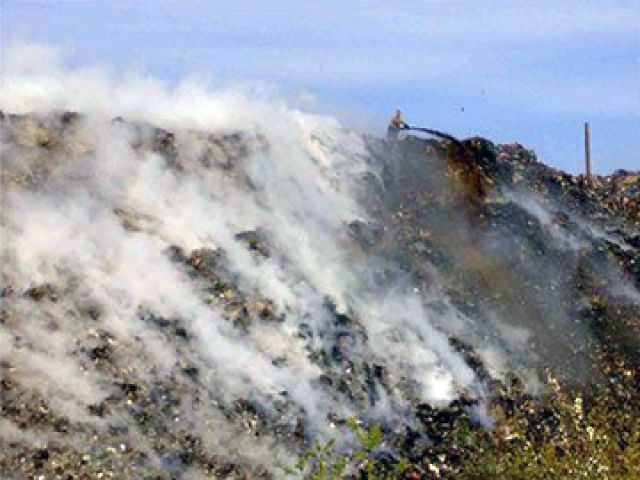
[3,0,639,173]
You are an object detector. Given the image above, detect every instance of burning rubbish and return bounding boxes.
[1,103,638,479]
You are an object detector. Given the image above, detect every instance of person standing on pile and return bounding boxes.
[387,109,409,141]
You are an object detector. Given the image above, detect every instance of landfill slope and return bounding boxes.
[1,111,639,479]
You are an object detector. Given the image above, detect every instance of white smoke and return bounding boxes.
[3,42,638,476]
[1,43,484,473]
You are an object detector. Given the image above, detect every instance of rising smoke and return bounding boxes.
[1,44,638,474]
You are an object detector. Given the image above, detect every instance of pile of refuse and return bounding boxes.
[368,133,639,363]
[0,111,638,479]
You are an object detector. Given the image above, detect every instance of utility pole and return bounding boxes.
[584,122,592,181]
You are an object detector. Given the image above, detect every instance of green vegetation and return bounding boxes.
[291,358,639,479]
[456,370,640,479]
[286,418,409,479]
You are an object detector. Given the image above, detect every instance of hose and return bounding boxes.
[403,125,464,148]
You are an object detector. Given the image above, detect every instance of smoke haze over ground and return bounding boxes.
[1,44,639,478]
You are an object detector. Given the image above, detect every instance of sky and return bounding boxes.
[2,0,639,173]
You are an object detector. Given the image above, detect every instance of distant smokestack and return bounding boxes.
[584,122,592,180]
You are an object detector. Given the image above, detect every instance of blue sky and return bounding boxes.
[3,0,639,173]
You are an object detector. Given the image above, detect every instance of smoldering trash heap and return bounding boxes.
[1,105,639,478]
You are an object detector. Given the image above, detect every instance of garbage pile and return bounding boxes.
[590,170,640,226]
[379,131,639,346]
[1,111,638,479]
